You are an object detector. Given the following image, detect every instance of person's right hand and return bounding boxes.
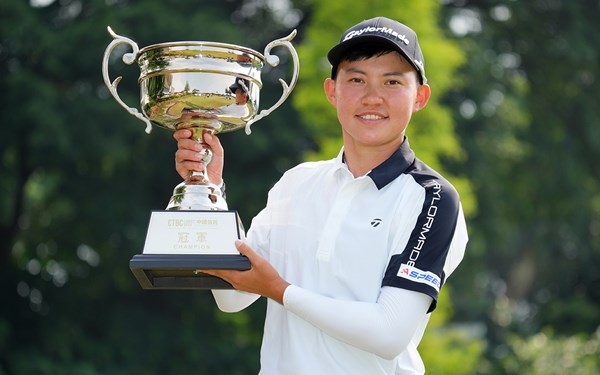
[173,129,224,185]
[198,240,290,305]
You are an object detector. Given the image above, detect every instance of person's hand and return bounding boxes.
[173,129,224,184]
[199,240,290,304]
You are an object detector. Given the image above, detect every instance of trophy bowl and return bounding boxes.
[102,27,299,289]
[102,26,299,211]
[137,39,264,134]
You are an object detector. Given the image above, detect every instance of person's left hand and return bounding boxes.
[199,240,290,304]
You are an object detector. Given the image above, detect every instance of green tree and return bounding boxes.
[0,0,311,373]
[502,328,600,375]
[441,0,600,372]
[419,287,487,374]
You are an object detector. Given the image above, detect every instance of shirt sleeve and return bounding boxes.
[382,177,467,313]
[283,285,432,360]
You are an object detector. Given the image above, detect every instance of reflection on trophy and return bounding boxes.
[102,27,299,289]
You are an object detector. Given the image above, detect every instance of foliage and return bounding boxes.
[440,0,600,372]
[2,0,600,373]
[0,0,310,373]
[501,327,600,375]
[419,288,487,374]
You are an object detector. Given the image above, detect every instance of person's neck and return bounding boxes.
[343,140,403,178]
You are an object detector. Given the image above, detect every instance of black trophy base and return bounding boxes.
[129,254,250,290]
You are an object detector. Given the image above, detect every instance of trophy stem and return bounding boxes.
[166,127,227,211]
[188,128,213,185]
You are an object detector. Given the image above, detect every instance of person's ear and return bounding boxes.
[324,78,337,106]
[414,83,431,112]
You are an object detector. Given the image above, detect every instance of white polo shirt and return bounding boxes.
[246,138,467,374]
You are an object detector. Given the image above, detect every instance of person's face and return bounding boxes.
[235,89,247,104]
[324,51,430,151]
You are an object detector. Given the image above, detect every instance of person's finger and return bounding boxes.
[196,269,236,287]
[176,160,204,173]
[197,269,218,277]
[203,133,224,157]
[203,132,221,147]
[175,150,206,179]
[197,242,255,278]
[177,138,203,152]
[173,128,193,141]
[175,148,206,164]
[235,240,259,262]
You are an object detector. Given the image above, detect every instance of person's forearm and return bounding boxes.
[283,286,431,359]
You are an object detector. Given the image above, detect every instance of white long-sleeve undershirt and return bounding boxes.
[213,285,431,360]
[283,285,431,360]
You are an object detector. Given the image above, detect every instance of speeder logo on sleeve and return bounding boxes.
[397,264,441,292]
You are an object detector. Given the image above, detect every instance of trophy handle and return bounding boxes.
[102,27,153,134]
[244,29,300,135]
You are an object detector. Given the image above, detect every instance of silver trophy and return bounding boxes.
[102,27,299,289]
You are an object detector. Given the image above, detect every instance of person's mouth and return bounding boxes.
[357,113,387,121]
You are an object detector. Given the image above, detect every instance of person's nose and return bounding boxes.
[361,84,384,106]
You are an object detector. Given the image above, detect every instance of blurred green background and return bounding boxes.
[1,0,599,374]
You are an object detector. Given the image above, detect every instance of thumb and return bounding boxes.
[235,240,255,259]
[203,132,219,146]
[203,132,223,157]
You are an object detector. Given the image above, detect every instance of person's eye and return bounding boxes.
[387,79,402,86]
[349,77,364,84]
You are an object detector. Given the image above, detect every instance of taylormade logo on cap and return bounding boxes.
[343,26,410,46]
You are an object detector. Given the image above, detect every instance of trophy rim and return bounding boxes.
[139,41,265,60]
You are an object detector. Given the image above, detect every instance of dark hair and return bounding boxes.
[330,43,399,79]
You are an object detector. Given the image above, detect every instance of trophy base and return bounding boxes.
[129,254,250,289]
